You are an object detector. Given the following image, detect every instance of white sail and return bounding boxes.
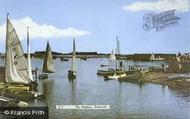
[42,41,54,73]
[110,50,116,62]
[150,52,155,60]
[109,49,117,74]
[71,38,76,72]
[27,27,33,81]
[5,16,32,84]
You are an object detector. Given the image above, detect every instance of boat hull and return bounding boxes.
[39,74,48,79]
[97,69,126,76]
[2,89,39,100]
[60,58,69,61]
[68,71,76,80]
[104,73,127,80]
[0,96,28,107]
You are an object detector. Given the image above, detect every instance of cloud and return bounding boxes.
[123,0,190,12]
[0,17,90,40]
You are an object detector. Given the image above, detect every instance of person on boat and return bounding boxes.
[178,63,183,72]
[119,61,123,70]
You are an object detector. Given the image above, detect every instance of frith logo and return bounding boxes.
[143,9,180,31]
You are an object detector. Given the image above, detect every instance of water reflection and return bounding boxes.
[69,80,76,105]
[114,82,122,119]
[168,87,190,107]
[0,58,190,119]
[38,78,54,104]
[69,79,77,119]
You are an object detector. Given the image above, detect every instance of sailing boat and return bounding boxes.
[39,41,54,79]
[4,14,37,91]
[106,50,127,80]
[150,52,164,61]
[2,14,42,99]
[68,37,76,80]
[150,52,155,61]
[107,50,118,79]
[105,43,127,80]
[97,37,125,77]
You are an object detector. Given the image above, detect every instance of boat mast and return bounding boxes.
[71,37,76,71]
[116,36,120,54]
[4,13,9,84]
[116,36,120,71]
[114,49,117,72]
[27,27,33,81]
[116,36,122,70]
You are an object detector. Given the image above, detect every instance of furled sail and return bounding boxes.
[42,41,54,73]
[71,38,76,71]
[5,16,32,84]
[27,27,33,81]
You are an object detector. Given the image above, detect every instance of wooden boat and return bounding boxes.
[150,52,164,61]
[97,69,125,76]
[107,74,119,80]
[68,71,76,80]
[39,41,55,79]
[80,57,87,60]
[1,16,43,99]
[97,69,114,75]
[3,14,37,93]
[118,71,143,82]
[98,37,127,80]
[2,88,41,100]
[0,96,28,107]
[39,73,48,79]
[60,57,69,61]
[105,73,127,80]
[97,50,116,77]
[68,38,76,80]
[100,64,110,67]
[168,73,190,80]
[104,49,127,80]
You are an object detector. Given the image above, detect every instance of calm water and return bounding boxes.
[1,58,190,119]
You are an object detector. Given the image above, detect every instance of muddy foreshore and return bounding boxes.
[140,71,190,88]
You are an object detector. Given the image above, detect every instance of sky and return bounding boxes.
[0,0,189,54]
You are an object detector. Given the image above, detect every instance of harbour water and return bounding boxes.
[1,58,190,119]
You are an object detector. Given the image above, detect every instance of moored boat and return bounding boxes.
[60,57,69,61]
[39,41,55,79]
[100,64,110,67]
[97,69,125,76]
[104,49,127,80]
[80,57,87,60]
[3,14,38,93]
[68,37,77,80]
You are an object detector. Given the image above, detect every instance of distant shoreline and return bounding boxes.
[0,51,187,61]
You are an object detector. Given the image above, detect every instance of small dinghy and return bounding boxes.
[60,58,69,61]
[39,41,55,79]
